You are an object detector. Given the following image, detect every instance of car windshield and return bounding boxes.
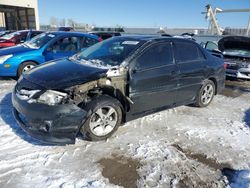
[24,33,56,49]
[1,31,21,40]
[74,37,145,67]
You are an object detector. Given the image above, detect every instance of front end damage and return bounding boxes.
[12,66,130,144]
[69,67,129,107]
[12,88,87,144]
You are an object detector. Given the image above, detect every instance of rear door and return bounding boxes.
[173,41,207,104]
[129,41,179,115]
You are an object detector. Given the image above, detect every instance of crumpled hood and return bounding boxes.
[22,58,109,89]
[218,36,250,58]
[0,45,35,56]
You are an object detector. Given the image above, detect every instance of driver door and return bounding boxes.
[128,42,179,115]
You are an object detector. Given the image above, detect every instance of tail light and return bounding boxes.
[223,63,227,69]
[98,37,103,42]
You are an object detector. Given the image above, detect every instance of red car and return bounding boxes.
[0,30,43,48]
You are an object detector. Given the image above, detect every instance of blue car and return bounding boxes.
[0,31,99,77]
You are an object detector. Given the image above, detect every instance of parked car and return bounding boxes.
[0,30,44,48]
[89,31,121,40]
[58,27,74,31]
[0,31,99,77]
[204,36,250,79]
[12,36,225,144]
[0,30,16,37]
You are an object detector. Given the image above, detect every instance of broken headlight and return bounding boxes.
[36,90,68,106]
[0,54,13,64]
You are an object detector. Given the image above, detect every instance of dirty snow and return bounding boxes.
[0,79,250,188]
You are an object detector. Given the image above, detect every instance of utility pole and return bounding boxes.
[247,16,250,36]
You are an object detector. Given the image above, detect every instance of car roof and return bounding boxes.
[11,30,43,34]
[114,35,198,44]
[47,31,98,38]
[89,31,120,34]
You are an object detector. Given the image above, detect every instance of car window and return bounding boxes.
[174,42,205,62]
[19,33,28,43]
[135,42,173,70]
[205,41,218,51]
[49,36,78,53]
[80,37,98,49]
[30,32,41,39]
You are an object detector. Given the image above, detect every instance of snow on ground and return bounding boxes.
[0,79,250,188]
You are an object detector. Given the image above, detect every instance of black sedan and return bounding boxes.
[12,36,225,144]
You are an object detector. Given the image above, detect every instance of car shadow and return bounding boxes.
[244,108,250,128]
[0,77,17,81]
[0,92,54,146]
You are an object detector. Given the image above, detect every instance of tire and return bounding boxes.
[17,61,37,78]
[80,95,123,141]
[195,80,215,107]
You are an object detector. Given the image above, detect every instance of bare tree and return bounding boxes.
[49,16,59,27]
[59,18,66,27]
[67,18,76,28]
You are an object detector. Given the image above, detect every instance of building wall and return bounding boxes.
[0,0,39,29]
[0,12,5,28]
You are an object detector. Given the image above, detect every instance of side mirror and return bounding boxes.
[200,42,205,48]
[129,63,139,74]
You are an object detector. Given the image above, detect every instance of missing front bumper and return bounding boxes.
[12,91,87,144]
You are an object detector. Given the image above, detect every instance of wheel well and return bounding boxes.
[17,60,39,75]
[98,87,130,123]
[20,60,39,66]
[208,77,217,94]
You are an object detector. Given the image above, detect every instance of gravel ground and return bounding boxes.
[0,78,249,188]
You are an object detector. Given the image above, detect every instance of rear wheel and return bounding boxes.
[17,61,37,78]
[195,80,215,107]
[80,95,123,141]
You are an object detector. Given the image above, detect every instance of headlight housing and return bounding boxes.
[37,90,68,106]
[0,54,13,64]
[26,90,68,106]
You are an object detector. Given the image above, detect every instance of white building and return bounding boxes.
[0,0,39,30]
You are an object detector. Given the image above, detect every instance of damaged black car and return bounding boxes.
[12,36,225,144]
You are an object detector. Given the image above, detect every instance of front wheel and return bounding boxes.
[17,61,37,78]
[195,80,215,107]
[80,95,123,141]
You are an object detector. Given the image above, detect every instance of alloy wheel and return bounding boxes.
[201,84,214,105]
[89,106,118,136]
[22,64,35,73]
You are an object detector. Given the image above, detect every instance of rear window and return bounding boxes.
[174,42,205,62]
